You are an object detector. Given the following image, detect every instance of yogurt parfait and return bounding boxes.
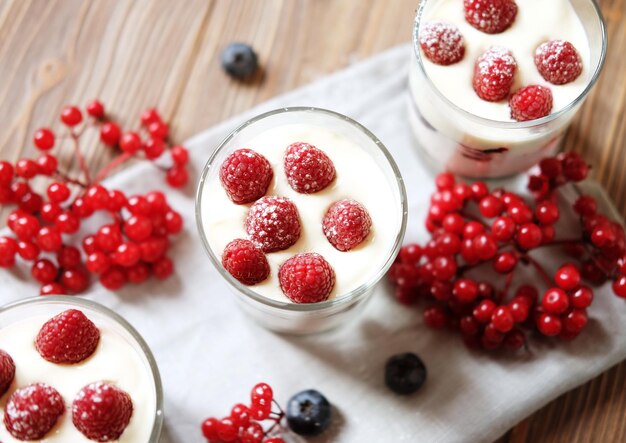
[196,107,407,333]
[409,0,607,177]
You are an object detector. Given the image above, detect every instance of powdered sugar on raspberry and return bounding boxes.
[323,199,372,251]
[419,22,465,66]
[464,0,517,34]
[284,142,336,193]
[4,383,65,440]
[245,196,301,252]
[535,40,583,85]
[472,46,517,102]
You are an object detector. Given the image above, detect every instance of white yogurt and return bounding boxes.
[420,0,590,122]
[201,123,400,302]
[0,314,156,442]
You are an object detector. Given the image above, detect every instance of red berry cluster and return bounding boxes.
[0,101,187,295]
[388,153,626,352]
[201,383,285,443]
[1,310,133,441]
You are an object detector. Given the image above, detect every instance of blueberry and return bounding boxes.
[286,389,332,436]
[385,352,427,395]
[221,43,258,79]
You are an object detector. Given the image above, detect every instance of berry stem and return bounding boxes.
[54,170,87,188]
[71,130,91,183]
[521,253,553,287]
[503,271,514,297]
[93,152,134,184]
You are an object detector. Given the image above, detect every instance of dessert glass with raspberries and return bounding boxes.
[196,107,407,333]
[0,296,163,442]
[409,0,607,177]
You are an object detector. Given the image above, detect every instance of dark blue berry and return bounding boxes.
[221,43,258,79]
[385,352,427,395]
[286,389,332,436]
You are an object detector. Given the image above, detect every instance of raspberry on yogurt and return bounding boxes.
[279,253,335,303]
[472,46,517,102]
[222,239,270,285]
[464,0,518,34]
[535,40,583,85]
[72,382,134,442]
[0,349,15,396]
[219,149,273,204]
[419,22,465,66]
[4,383,65,441]
[284,142,336,194]
[510,85,553,122]
[245,196,301,252]
[323,199,372,252]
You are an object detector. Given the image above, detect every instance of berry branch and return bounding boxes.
[388,153,626,352]
[0,100,191,295]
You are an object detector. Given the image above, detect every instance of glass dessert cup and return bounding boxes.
[196,107,408,334]
[0,296,163,443]
[409,0,607,178]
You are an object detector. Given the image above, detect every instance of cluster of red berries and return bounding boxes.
[0,101,187,295]
[201,383,285,443]
[0,310,133,441]
[419,0,582,121]
[388,152,626,351]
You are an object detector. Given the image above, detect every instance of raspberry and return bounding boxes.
[535,40,583,85]
[35,309,100,364]
[72,382,133,442]
[322,199,372,251]
[0,349,15,396]
[4,383,64,440]
[278,253,335,303]
[464,0,518,34]
[219,149,273,204]
[419,22,465,66]
[472,46,517,102]
[222,239,270,285]
[284,142,336,194]
[510,85,553,122]
[245,196,301,252]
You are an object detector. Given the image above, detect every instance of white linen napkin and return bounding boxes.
[1,44,625,443]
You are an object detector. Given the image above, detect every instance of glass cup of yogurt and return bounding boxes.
[409,0,607,178]
[0,296,163,442]
[196,107,408,334]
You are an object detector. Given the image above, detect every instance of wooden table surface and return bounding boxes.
[0,0,625,441]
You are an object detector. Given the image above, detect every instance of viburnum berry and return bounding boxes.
[535,40,583,85]
[33,128,55,150]
[166,166,189,188]
[37,154,58,175]
[86,99,105,119]
[119,131,142,154]
[153,256,174,280]
[141,107,161,127]
[100,122,121,146]
[148,120,169,139]
[284,142,336,194]
[419,22,465,66]
[47,182,70,202]
[171,145,189,166]
[144,137,166,159]
[100,266,128,290]
[464,0,518,34]
[60,105,83,126]
[127,262,150,284]
[510,85,553,122]
[473,46,517,101]
[537,313,562,336]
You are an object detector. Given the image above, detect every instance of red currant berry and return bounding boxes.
[164,211,182,234]
[539,157,562,179]
[459,315,480,336]
[112,242,141,267]
[17,240,39,261]
[56,245,81,269]
[540,225,555,243]
[124,216,153,242]
[442,213,465,234]
[100,266,127,290]
[85,185,110,210]
[11,181,31,200]
[36,226,62,252]
[166,166,188,188]
[535,201,559,225]
[56,212,80,234]
[478,281,495,299]
[12,214,40,241]
[60,268,89,294]
[570,286,593,308]
[399,244,423,265]
[471,181,489,201]
[473,233,498,260]
[573,195,597,216]
[463,221,484,239]
[143,137,166,160]
[493,252,517,274]
[139,237,168,263]
[0,162,14,188]
[554,263,581,291]
[32,259,58,284]
[37,154,57,175]
[509,297,529,322]
[435,172,455,190]
[86,99,105,118]
[613,275,626,298]
[33,128,55,151]
[201,417,219,441]
[140,108,161,127]
[542,288,569,314]
[0,236,17,266]
[100,122,121,146]
[40,283,65,296]
[47,182,70,203]
[482,323,505,346]
[504,329,526,351]
[16,159,39,179]
[563,309,588,333]
[591,224,617,248]
[118,132,142,154]
[491,306,514,333]
[479,195,504,218]
[42,203,63,225]
[126,195,151,216]
[127,263,150,284]
[508,202,533,224]
[152,256,173,279]
[148,121,168,139]
[429,280,452,301]
[473,300,496,323]
[71,197,94,219]
[562,153,589,182]
[240,422,264,443]
[86,251,111,274]
[537,312,562,336]
[435,232,461,255]
[491,216,516,241]
[96,224,123,252]
[453,278,479,303]
[516,223,542,250]
[171,145,189,166]
[60,105,83,126]
[432,256,457,281]
[423,305,448,329]
[82,235,99,254]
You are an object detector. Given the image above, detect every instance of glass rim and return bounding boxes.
[0,296,164,443]
[412,0,608,129]
[195,106,408,312]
